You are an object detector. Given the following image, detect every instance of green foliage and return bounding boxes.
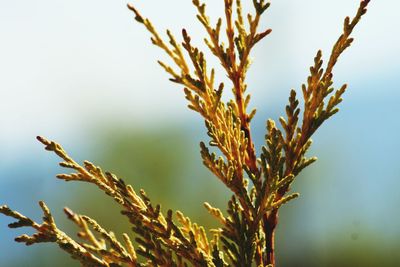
[1,0,370,266]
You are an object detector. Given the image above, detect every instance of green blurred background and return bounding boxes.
[1,0,399,266]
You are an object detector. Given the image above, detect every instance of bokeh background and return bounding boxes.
[1,0,399,266]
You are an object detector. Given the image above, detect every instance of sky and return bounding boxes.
[0,0,398,149]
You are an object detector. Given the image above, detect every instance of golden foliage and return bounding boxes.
[1,0,370,266]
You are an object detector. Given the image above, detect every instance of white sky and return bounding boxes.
[0,0,398,152]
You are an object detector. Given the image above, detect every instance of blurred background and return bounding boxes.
[1,0,399,266]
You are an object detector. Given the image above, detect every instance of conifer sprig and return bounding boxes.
[0,1,370,266]
[0,202,111,267]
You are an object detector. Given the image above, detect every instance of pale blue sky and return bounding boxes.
[0,0,397,152]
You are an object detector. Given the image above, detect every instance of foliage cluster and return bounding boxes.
[1,0,370,266]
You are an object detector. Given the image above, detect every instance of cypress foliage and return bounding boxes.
[1,1,370,266]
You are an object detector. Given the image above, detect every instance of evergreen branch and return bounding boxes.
[0,202,109,267]
[2,1,371,266]
[36,136,217,266]
[260,1,371,265]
